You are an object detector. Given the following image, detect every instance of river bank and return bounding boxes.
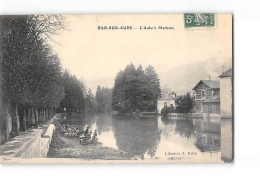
[47,113,136,160]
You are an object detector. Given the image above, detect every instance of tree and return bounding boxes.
[175,93,195,113]
[84,88,96,113]
[95,86,112,111]
[112,63,161,113]
[145,65,161,98]
[95,85,104,111]
[60,70,85,113]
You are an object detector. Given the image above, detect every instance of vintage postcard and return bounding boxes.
[0,14,233,164]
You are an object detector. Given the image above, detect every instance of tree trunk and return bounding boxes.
[51,107,54,117]
[0,101,10,143]
[39,108,42,122]
[49,108,51,119]
[5,112,10,142]
[10,102,19,137]
[46,108,48,120]
[23,109,27,130]
[49,108,51,118]
[30,107,35,124]
[18,104,26,131]
[25,106,30,129]
[40,108,43,121]
[34,107,38,123]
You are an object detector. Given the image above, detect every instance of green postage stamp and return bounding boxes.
[184,13,215,28]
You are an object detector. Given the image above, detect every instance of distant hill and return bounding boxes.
[158,58,232,95]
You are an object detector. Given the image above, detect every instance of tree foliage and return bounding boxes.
[84,88,96,113]
[60,70,85,113]
[95,85,112,111]
[175,93,195,113]
[112,63,161,113]
[0,15,65,107]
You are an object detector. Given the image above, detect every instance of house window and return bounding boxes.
[202,90,206,97]
[164,102,167,107]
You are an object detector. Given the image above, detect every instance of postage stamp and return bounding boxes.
[184,13,215,28]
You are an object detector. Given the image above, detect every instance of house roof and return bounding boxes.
[203,95,220,103]
[192,80,220,90]
[158,93,176,101]
[219,68,232,78]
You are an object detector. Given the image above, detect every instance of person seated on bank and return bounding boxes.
[63,125,69,135]
[92,130,98,142]
[84,127,91,139]
[84,127,90,134]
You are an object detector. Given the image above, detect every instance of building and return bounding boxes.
[202,95,220,114]
[157,93,177,114]
[192,80,220,113]
[219,68,232,118]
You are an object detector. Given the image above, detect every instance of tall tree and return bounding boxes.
[112,63,160,113]
[95,86,112,111]
[84,88,96,113]
[95,85,104,111]
[145,65,161,97]
[60,70,85,113]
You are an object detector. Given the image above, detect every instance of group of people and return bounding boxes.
[62,125,98,144]
[79,127,98,144]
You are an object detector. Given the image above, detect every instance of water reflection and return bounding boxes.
[194,119,221,153]
[175,119,196,139]
[112,117,161,157]
[67,112,229,162]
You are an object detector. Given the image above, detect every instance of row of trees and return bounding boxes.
[112,63,161,113]
[0,15,86,143]
[0,15,66,141]
[60,70,86,113]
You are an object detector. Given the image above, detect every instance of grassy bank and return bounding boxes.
[47,114,135,160]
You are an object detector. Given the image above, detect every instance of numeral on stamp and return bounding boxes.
[184,13,215,28]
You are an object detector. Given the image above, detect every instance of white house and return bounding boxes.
[219,68,232,118]
[157,93,177,114]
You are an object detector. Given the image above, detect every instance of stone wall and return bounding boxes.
[0,117,56,161]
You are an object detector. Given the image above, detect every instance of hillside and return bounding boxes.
[159,58,232,95]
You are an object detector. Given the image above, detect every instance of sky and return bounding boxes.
[50,14,232,93]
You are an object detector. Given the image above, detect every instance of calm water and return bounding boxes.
[71,112,232,162]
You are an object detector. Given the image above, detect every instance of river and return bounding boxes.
[65,112,232,163]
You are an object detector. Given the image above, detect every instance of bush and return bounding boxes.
[161,106,174,117]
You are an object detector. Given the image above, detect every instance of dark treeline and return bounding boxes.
[95,85,112,111]
[84,88,96,114]
[112,63,161,113]
[0,15,86,144]
[60,70,85,114]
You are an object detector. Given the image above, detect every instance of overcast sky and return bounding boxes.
[51,14,232,93]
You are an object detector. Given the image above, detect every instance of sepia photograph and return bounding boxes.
[0,14,233,164]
